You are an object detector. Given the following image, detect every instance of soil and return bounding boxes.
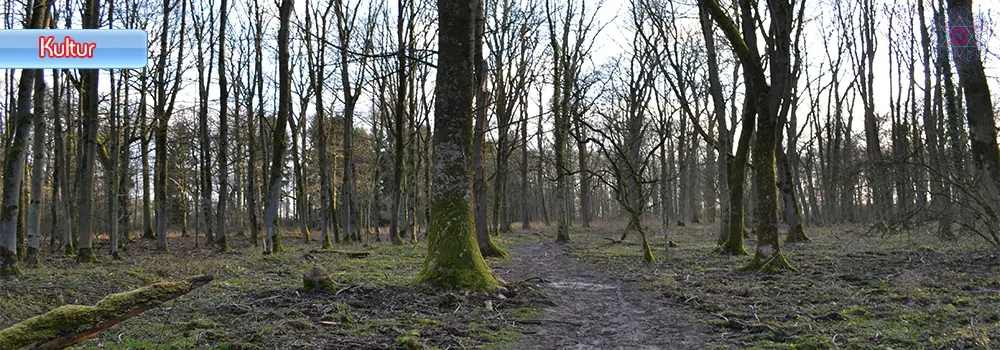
[496,239,729,349]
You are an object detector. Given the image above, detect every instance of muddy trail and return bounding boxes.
[495,240,725,349]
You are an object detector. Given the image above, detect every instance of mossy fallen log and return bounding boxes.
[0,275,213,350]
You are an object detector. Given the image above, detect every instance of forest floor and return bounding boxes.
[553,221,1000,349]
[0,231,553,349]
[2,222,999,349]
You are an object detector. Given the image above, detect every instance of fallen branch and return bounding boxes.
[307,249,371,258]
[0,275,213,350]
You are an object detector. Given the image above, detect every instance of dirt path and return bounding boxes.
[495,241,720,349]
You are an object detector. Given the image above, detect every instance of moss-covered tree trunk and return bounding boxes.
[717,86,754,256]
[3,0,52,274]
[414,0,499,291]
[701,0,793,271]
[472,0,508,258]
[778,117,808,243]
[0,275,212,349]
[0,71,37,275]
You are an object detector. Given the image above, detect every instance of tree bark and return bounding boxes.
[947,0,1000,231]
[0,0,47,272]
[263,0,293,254]
[472,0,507,257]
[216,0,230,251]
[26,69,47,265]
[76,0,101,262]
[414,0,499,291]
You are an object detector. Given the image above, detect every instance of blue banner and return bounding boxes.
[0,29,148,69]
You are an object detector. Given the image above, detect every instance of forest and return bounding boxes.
[1,0,999,348]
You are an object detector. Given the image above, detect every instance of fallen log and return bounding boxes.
[0,275,213,350]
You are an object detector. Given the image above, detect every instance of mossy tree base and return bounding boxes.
[63,244,75,257]
[25,247,39,266]
[216,235,230,253]
[555,229,571,243]
[742,251,796,272]
[267,235,285,254]
[479,238,510,259]
[784,225,810,243]
[1,247,20,276]
[0,275,213,349]
[715,237,749,256]
[75,247,99,264]
[414,199,499,292]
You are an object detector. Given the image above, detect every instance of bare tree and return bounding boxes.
[473,0,508,258]
[0,0,50,275]
[701,0,798,271]
[263,0,293,254]
[153,0,188,251]
[191,0,216,246]
[215,0,230,251]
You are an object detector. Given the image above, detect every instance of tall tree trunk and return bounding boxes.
[575,113,591,228]
[536,95,550,226]
[264,0,293,254]
[472,0,507,257]
[53,66,73,255]
[0,0,47,272]
[216,0,230,251]
[247,0,265,246]
[389,0,410,245]
[699,0,729,241]
[75,0,100,262]
[520,95,531,229]
[305,2,333,248]
[413,0,499,290]
[947,0,1000,233]
[291,113,310,243]
[26,69,47,266]
[195,8,214,244]
[918,0,944,211]
[154,0,187,251]
[140,71,154,240]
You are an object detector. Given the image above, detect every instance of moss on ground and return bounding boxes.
[0,233,541,349]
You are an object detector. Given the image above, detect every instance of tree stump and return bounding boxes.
[302,266,335,293]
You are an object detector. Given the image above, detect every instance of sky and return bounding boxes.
[0,0,998,148]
